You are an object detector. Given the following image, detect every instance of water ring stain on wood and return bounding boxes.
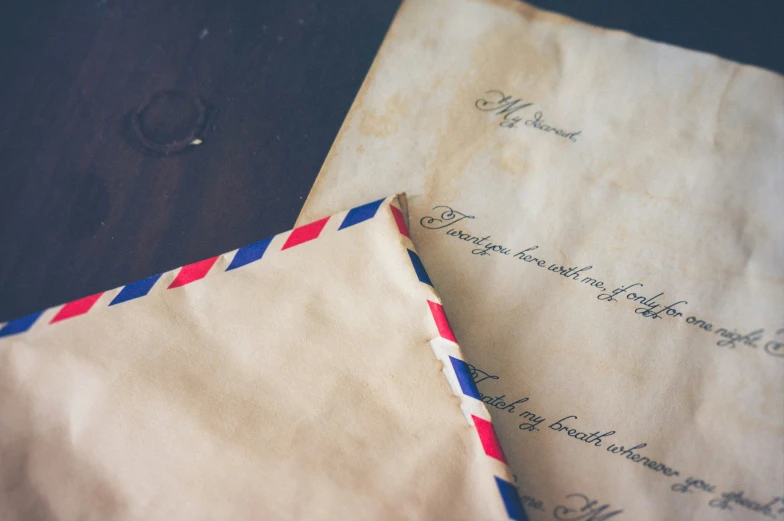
[131,90,209,154]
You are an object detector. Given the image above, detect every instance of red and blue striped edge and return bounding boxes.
[410,246,529,521]
[0,194,527,520]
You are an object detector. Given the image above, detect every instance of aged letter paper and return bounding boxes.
[298,1,784,519]
[0,196,521,521]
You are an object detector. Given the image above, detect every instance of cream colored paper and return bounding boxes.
[298,1,784,519]
[0,196,517,521]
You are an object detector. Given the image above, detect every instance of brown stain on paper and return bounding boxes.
[423,13,558,201]
[358,93,410,138]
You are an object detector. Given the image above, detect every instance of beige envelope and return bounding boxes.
[298,1,784,519]
[0,195,523,521]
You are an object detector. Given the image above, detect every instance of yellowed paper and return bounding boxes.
[298,1,784,519]
[0,196,518,520]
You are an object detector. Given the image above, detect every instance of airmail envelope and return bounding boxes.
[0,195,525,521]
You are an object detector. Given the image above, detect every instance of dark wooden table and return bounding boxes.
[1,0,781,322]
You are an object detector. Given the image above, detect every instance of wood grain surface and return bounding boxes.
[0,0,400,321]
